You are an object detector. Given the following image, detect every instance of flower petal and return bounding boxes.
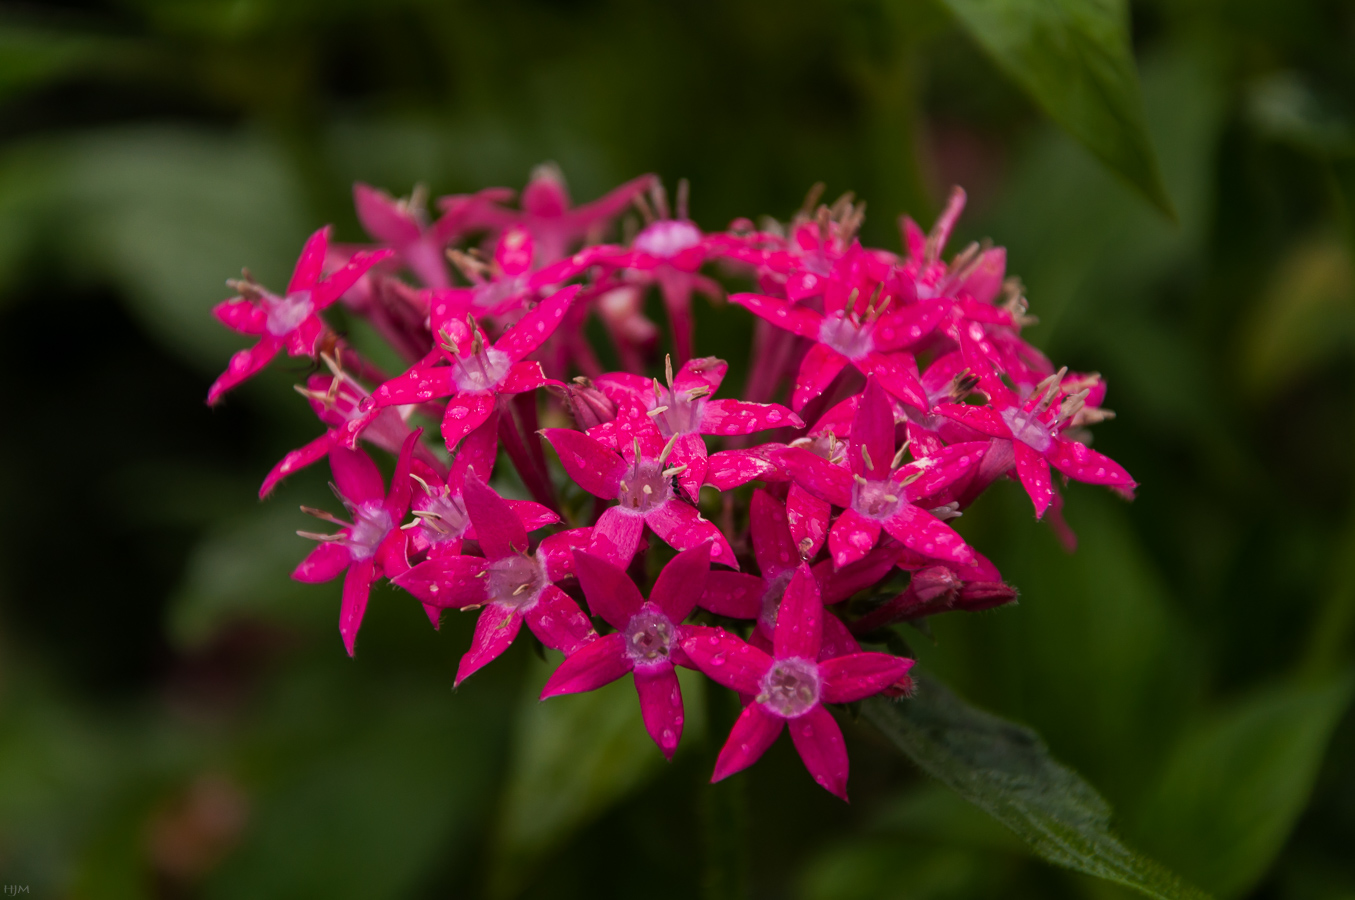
[455,605,524,686]
[849,377,895,479]
[1047,439,1136,491]
[1013,440,1054,519]
[495,285,581,362]
[699,572,765,618]
[328,445,386,504]
[541,428,626,498]
[525,584,597,655]
[260,433,332,498]
[371,365,456,408]
[634,666,685,760]
[774,564,822,660]
[651,542,711,622]
[775,447,853,507]
[499,360,553,394]
[540,632,631,698]
[293,541,351,584]
[898,440,989,502]
[699,399,802,436]
[391,556,490,608]
[934,402,1010,438]
[750,489,800,578]
[871,300,949,352]
[786,484,831,558]
[828,508,882,569]
[213,298,267,335]
[704,449,781,490]
[859,351,929,411]
[729,292,823,339]
[572,549,646,629]
[537,527,594,581]
[588,506,645,570]
[353,183,422,246]
[207,336,280,405]
[820,652,915,703]
[645,500,737,568]
[440,392,497,452]
[339,557,377,657]
[788,705,849,800]
[681,626,772,694]
[881,504,975,565]
[712,704,784,782]
[462,474,529,558]
[793,343,849,411]
[288,226,330,293]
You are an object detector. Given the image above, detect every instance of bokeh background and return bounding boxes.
[2,0,1355,897]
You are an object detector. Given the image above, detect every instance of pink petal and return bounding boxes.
[958,246,1006,304]
[525,585,597,655]
[537,527,594,581]
[339,557,376,657]
[849,377,895,479]
[572,549,645,630]
[898,440,989,502]
[817,548,897,604]
[729,292,823,339]
[793,343,849,411]
[260,432,332,498]
[462,475,528,559]
[440,392,497,451]
[494,285,581,362]
[712,704,784,782]
[699,572,764,618]
[881,505,975,565]
[871,300,949,352]
[704,449,780,490]
[541,428,626,499]
[1013,441,1054,519]
[455,605,524,685]
[207,336,279,405]
[934,402,1010,439]
[820,652,915,702]
[673,356,728,395]
[499,360,553,394]
[750,490,800,579]
[213,298,266,335]
[776,447,853,507]
[670,432,708,502]
[931,185,966,254]
[391,556,489,608]
[371,365,455,407]
[312,247,394,308]
[384,430,420,519]
[699,399,802,436]
[681,626,772,694]
[540,632,632,698]
[645,500,737,568]
[328,445,386,504]
[504,499,560,532]
[494,226,535,276]
[288,226,330,293]
[588,506,645,569]
[634,666,685,759]
[353,183,422,246]
[449,411,500,485]
[787,484,831,558]
[293,541,352,584]
[829,508,882,569]
[820,612,862,660]
[651,542,711,622]
[1047,439,1136,491]
[859,351,929,411]
[774,564,822,659]
[788,705,849,800]
[919,350,971,397]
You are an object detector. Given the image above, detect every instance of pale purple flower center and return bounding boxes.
[758,657,821,718]
[817,314,873,359]
[346,501,393,560]
[486,554,546,609]
[413,491,469,544]
[1000,406,1054,453]
[634,220,702,258]
[618,460,671,514]
[265,289,314,336]
[851,478,901,520]
[625,604,676,667]
[452,347,512,393]
[652,390,704,436]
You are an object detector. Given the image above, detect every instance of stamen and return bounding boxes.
[665,354,675,392]
[301,506,348,527]
[891,441,911,469]
[296,530,344,542]
[860,445,874,472]
[647,406,670,417]
[661,464,688,478]
[409,473,432,493]
[658,432,680,464]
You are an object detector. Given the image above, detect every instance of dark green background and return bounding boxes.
[1,1,1354,897]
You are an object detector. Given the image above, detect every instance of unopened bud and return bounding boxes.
[552,377,617,429]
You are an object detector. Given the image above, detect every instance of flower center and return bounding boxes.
[633,220,703,258]
[852,478,901,520]
[265,289,314,336]
[624,605,676,666]
[758,657,821,718]
[818,313,873,359]
[346,501,393,560]
[413,491,470,544]
[1000,406,1054,453]
[452,347,512,393]
[652,390,703,436]
[486,554,545,608]
[618,460,671,514]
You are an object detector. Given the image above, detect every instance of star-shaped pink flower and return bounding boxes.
[541,414,737,570]
[208,227,393,405]
[353,183,507,289]
[682,563,914,799]
[392,474,595,685]
[292,432,418,656]
[540,544,712,759]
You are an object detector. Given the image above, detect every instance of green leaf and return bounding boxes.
[488,656,706,898]
[862,677,1210,900]
[937,0,1174,218]
[1133,672,1355,898]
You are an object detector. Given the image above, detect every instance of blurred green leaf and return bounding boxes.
[489,656,705,899]
[1134,672,1355,898]
[798,840,1013,900]
[1247,72,1355,159]
[863,677,1210,900]
[937,0,1174,217]
[0,22,123,101]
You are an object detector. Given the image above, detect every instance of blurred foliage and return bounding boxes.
[2,0,1355,898]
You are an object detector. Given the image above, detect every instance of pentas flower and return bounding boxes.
[852,548,1015,633]
[776,378,987,569]
[595,356,802,501]
[935,368,1135,519]
[540,544,712,759]
[682,564,913,798]
[353,182,494,289]
[208,227,392,405]
[348,286,579,451]
[393,475,596,685]
[541,414,736,569]
[292,433,418,657]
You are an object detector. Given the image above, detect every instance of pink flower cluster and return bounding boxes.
[209,169,1135,800]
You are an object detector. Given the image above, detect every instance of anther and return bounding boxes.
[658,432,680,465]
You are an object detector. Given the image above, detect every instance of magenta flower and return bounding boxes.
[353,182,500,289]
[348,286,579,451]
[682,564,914,799]
[540,544,712,759]
[292,433,418,656]
[541,415,737,569]
[777,378,987,568]
[935,369,1136,519]
[392,474,595,685]
[208,227,393,405]
[595,356,802,500]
